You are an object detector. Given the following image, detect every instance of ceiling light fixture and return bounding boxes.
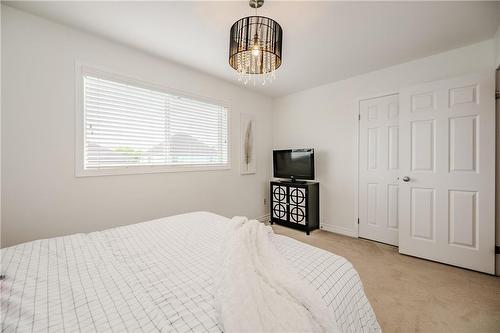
[229,0,283,86]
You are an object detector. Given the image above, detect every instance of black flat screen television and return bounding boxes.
[273,149,315,181]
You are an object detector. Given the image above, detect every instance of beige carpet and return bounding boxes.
[271,225,500,333]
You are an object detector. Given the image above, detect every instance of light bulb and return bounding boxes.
[251,43,261,57]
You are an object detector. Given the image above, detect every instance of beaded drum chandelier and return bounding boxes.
[229,0,283,85]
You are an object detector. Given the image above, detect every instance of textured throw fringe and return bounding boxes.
[215,217,340,333]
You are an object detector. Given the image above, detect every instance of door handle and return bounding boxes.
[401,176,410,182]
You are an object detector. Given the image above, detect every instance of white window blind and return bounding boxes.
[83,75,229,171]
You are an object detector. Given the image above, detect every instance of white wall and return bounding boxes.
[495,24,500,67]
[495,24,500,274]
[273,39,497,237]
[0,4,3,248]
[1,6,273,247]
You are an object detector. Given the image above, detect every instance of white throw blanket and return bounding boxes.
[215,217,340,333]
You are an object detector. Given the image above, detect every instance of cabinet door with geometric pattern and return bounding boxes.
[272,184,288,221]
[288,186,307,225]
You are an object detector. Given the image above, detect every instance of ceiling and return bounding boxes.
[5,1,500,97]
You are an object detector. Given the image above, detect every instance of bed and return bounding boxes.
[1,212,380,332]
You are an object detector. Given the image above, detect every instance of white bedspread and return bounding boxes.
[1,212,381,332]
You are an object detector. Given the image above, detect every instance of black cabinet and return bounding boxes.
[269,181,319,235]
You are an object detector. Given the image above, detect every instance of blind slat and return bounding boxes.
[83,75,228,170]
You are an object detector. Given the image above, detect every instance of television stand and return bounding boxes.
[279,179,307,184]
[269,180,319,235]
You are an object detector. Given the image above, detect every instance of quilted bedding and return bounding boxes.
[0,212,380,332]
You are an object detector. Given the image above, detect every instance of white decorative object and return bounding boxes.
[240,113,256,174]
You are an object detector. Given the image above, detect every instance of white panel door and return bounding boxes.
[359,94,399,245]
[399,72,495,274]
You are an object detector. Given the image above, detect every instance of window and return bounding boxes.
[76,67,229,176]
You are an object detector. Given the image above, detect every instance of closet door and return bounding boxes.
[359,94,400,246]
[398,72,495,274]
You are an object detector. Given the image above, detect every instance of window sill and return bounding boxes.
[75,164,232,177]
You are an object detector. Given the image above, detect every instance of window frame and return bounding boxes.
[75,63,231,177]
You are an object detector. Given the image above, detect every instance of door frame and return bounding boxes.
[355,90,400,239]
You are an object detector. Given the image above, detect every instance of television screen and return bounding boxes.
[273,149,315,180]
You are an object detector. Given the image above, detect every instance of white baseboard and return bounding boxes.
[258,216,357,237]
[320,223,358,238]
[255,214,270,224]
